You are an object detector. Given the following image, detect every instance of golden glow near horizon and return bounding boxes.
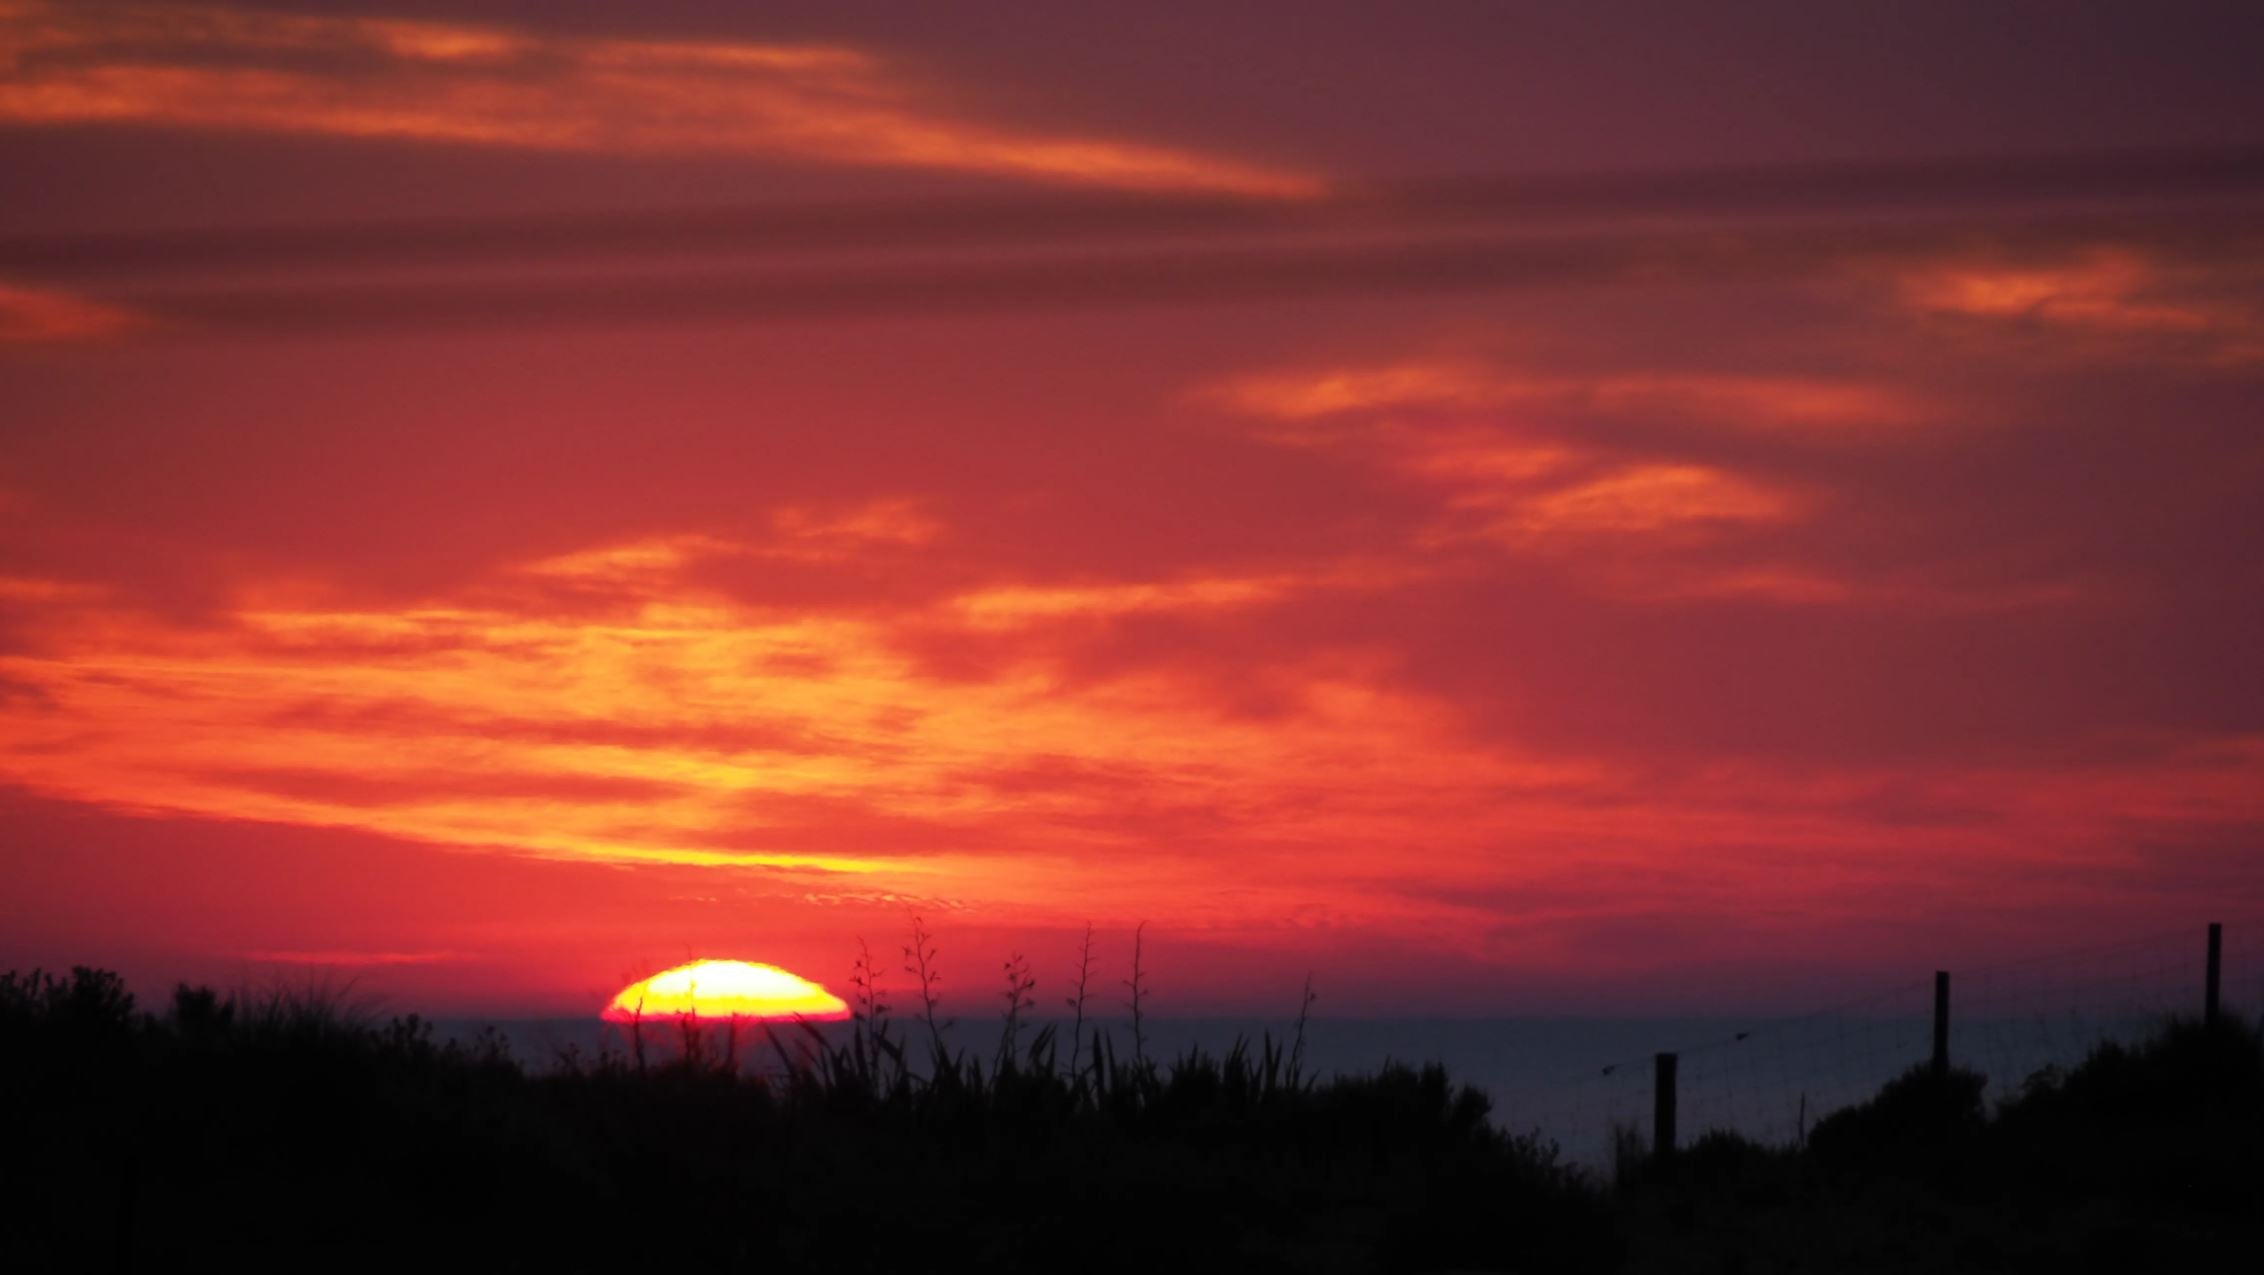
[604,959,849,1021]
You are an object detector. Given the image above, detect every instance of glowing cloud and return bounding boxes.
[604,959,848,1021]
[0,1,1317,195]
[0,534,1589,929]
[1205,359,1917,435]
[0,279,140,342]
[1202,356,1809,560]
[944,561,1412,628]
[1498,464,1797,537]
[1900,250,2210,330]
[241,949,459,968]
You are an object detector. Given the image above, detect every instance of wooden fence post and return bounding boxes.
[1932,970,1950,1077]
[1653,1052,1678,1156]
[2206,922,2222,1029]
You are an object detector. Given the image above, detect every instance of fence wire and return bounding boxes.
[1493,923,2252,1169]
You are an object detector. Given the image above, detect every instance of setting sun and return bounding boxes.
[603,959,849,1022]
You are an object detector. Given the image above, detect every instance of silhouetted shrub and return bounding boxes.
[0,966,137,1036]
[12,967,2259,1274]
[0,968,1607,1274]
[1990,1014,2264,1213]
[1804,1062,1986,1180]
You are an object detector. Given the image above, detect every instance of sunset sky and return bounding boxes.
[4,1,2262,1016]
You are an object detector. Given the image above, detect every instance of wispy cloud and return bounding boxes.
[1473,463,1797,539]
[0,530,1572,924]
[1898,246,2264,363]
[1205,356,1813,553]
[240,948,461,967]
[770,499,943,553]
[948,559,1411,629]
[513,501,943,601]
[0,278,139,341]
[1195,350,2123,614]
[0,1,1316,195]
[1904,249,2211,330]
[1206,358,1920,436]
[1,518,2251,952]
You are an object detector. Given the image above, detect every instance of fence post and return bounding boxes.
[2206,922,2222,1029]
[1932,971,1950,1077]
[1653,1052,1678,1157]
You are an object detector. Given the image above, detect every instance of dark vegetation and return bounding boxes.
[0,954,1599,1274]
[4,946,2260,1273]
[1615,1017,2264,1272]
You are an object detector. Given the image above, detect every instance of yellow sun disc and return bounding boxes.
[604,959,849,1021]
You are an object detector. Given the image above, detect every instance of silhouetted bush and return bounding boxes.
[1804,1062,1986,1179]
[1990,1014,2264,1213]
[1612,1014,2264,1271]
[0,968,1607,1274]
[9,967,2261,1273]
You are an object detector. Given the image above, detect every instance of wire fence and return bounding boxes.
[1492,923,2254,1169]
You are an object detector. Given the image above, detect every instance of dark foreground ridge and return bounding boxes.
[3,968,2261,1273]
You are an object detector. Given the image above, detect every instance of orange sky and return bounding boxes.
[4,1,2263,1015]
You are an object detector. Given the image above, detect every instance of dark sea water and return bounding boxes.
[434,1004,2218,1168]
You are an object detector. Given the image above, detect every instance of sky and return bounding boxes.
[3,0,2262,1017]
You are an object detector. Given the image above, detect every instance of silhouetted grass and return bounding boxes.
[8,964,2261,1272]
[0,966,1603,1273]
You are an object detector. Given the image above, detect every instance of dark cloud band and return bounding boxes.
[88,207,2264,334]
[5,145,2262,283]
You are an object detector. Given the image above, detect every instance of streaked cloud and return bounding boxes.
[0,279,139,341]
[1898,247,2264,363]
[1205,356,1813,560]
[11,506,2217,951]
[1207,359,1920,435]
[1903,249,2212,331]
[514,502,941,600]
[948,559,1412,629]
[1477,463,1797,539]
[9,532,2152,958]
[770,499,943,552]
[951,574,1298,628]
[0,574,109,603]
[1192,348,2144,616]
[1586,560,2103,613]
[240,948,461,967]
[0,1,1316,195]
[0,534,1585,926]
